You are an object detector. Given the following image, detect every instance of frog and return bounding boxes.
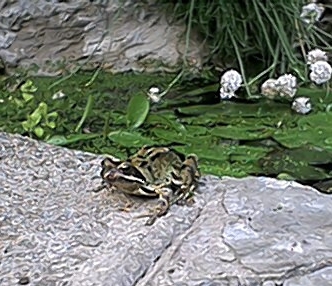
[98,146,200,225]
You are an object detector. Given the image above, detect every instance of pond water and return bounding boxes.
[1,71,332,193]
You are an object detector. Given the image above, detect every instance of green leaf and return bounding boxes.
[146,113,186,132]
[199,160,231,177]
[210,126,274,140]
[46,121,56,129]
[283,146,332,165]
[20,80,37,93]
[47,134,100,146]
[22,93,34,102]
[126,93,150,129]
[176,101,291,118]
[21,121,31,132]
[28,112,42,126]
[75,94,94,132]
[277,173,296,181]
[185,125,208,136]
[14,98,24,108]
[34,126,44,138]
[47,111,58,120]
[29,102,48,124]
[228,145,272,162]
[174,145,230,161]
[272,112,332,149]
[108,130,156,147]
[152,128,189,144]
[174,144,270,163]
[260,150,331,181]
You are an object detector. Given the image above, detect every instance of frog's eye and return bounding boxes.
[118,162,131,170]
[102,156,121,168]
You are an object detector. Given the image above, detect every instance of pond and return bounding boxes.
[1,70,332,193]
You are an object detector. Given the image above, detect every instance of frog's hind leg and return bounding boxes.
[134,187,172,226]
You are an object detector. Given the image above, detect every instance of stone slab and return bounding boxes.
[1,133,332,286]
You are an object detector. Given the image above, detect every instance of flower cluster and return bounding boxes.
[306,48,328,65]
[147,87,161,103]
[310,61,332,85]
[261,74,297,100]
[260,73,312,114]
[259,46,332,115]
[291,97,312,114]
[215,2,331,115]
[306,48,332,85]
[219,69,243,99]
[300,2,324,24]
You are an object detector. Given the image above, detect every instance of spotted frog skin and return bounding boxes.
[98,146,200,225]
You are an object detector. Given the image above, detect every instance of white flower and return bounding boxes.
[149,87,160,95]
[307,48,328,65]
[147,87,161,103]
[52,90,66,100]
[291,97,312,114]
[309,60,332,85]
[300,3,324,24]
[260,79,279,99]
[220,69,243,93]
[275,74,297,98]
[219,87,236,100]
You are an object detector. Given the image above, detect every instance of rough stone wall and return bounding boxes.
[0,0,205,76]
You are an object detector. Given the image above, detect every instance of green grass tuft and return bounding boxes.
[164,0,332,80]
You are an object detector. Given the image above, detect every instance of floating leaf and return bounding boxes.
[108,130,156,147]
[146,113,186,132]
[126,93,150,129]
[185,125,208,136]
[228,145,272,162]
[173,145,230,162]
[174,144,270,165]
[199,159,262,178]
[151,127,212,145]
[152,128,189,144]
[273,113,332,149]
[210,126,274,140]
[199,160,231,177]
[260,151,331,181]
[176,101,291,118]
[283,146,332,165]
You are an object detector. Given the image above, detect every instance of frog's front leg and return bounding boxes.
[134,187,172,225]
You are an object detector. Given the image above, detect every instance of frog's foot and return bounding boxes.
[134,187,172,225]
[89,183,107,193]
[171,183,196,206]
[144,197,169,226]
[118,201,134,212]
[175,193,195,206]
[117,192,135,212]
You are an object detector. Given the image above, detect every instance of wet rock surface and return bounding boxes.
[0,1,204,76]
[1,132,332,286]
